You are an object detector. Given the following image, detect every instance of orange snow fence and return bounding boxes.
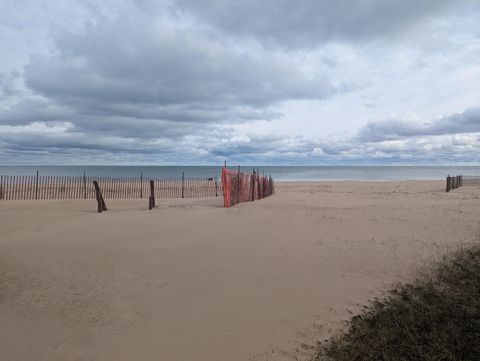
[221,167,274,208]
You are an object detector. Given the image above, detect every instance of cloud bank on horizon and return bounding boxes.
[1,0,480,165]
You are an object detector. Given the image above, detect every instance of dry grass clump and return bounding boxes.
[316,245,480,361]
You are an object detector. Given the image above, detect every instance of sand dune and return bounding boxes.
[1,181,479,361]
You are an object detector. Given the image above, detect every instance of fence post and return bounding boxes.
[251,170,255,201]
[140,172,143,198]
[93,180,107,213]
[83,171,87,199]
[237,166,240,203]
[182,172,185,198]
[34,170,39,200]
[149,179,155,209]
[446,175,451,192]
[0,174,3,200]
[267,175,270,196]
[214,175,218,197]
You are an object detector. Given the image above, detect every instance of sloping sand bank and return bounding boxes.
[1,181,479,361]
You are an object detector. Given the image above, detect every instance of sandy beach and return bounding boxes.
[1,181,479,361]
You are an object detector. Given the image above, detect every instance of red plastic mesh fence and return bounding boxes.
[221,167,274,208]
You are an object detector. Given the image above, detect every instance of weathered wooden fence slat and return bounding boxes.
[0,173,229,201]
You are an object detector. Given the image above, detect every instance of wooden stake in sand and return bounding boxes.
[83,172,87,199]
[149,179,155,210]
[93,180,107,213]
[214,175,218,197]
[182,172,185,198]
[35,171,39,200]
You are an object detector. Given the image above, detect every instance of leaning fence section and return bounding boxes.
[0,174,222,201]
[462,175,480,186]
[445,174,480,192]
[221,167,274,208]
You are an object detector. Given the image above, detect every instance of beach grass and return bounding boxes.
[316,244,480,361]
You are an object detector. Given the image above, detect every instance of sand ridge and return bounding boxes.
[1,181,479,361]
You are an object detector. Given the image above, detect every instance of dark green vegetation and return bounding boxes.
[316,245,480,361]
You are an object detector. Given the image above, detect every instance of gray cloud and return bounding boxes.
[357,107,480,142]
[21,7,332,123]
[0,0,479,165]
[0,72,20,97]
[0,2,335,163]
[173,0,473,47]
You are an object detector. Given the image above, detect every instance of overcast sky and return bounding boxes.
[1,0,480,165]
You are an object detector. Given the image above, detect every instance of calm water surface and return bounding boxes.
[1,166,479,181]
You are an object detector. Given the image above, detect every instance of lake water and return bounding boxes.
[1,166,479,181]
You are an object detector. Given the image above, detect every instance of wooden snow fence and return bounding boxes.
[0,174,221,201]
[446,175,480,192]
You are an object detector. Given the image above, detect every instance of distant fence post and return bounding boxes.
[83,171,87,199]
[257,168,260,198]
[35,170,39,200]
[149,179,155,209]
[140,172,143,198]
[182,172,185,198]
[0,174,3,200]
[93,180,107,213]
[251,170,255,201]
[237,165,240,205]
[214,175,218,197]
